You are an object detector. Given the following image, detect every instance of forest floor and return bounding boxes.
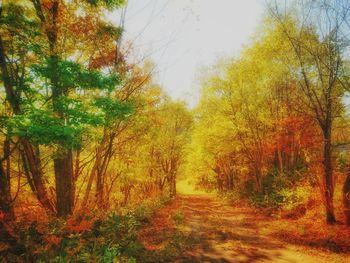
[138,192,350,262]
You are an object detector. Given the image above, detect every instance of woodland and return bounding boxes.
[1,0,350,262]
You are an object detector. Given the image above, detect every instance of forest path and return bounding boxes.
[139,194,348,262]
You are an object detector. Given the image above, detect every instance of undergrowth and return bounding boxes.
[0,195,171,262]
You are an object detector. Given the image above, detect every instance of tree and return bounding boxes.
[0,1,55,213]
[191,19,323,205]
[1,0,129,217]
[150,100,192,197]
[269,0,350,224]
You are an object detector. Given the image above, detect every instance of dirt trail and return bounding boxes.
[139,195,349,263]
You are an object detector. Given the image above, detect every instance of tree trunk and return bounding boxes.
[72,150,80,206]
[217,175,223,193]
[277,147,284,174]
[0,138,14,220]
[81,162,97,209]
[322,128,336,224]
[96,168,105,209]
[122,185,132,206]
[95,151,109,210]
[169,173,176,197]
[0,33,54,214]
[47,0,74,218]
[228,173,234,191]
[343,167,350,226]
[158,177,165,191]
[54,149,74,217]
[254,166,263,193]
[0,161,13,220]
[21,141,55,213]
[81,135,107,210]
[95,132,116,210]
[290,137,296,170]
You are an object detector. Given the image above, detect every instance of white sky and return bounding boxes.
[110,0,266,107]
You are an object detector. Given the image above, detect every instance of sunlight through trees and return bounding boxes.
[1,0,350,262]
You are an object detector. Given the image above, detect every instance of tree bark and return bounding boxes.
[254,166,263,193]
[0,158,13,220]
[322,127,336,224]
[22,141,55,212]
[228,173,234,191]
[169,173,176,198]
[0,138,13,218]
[81,162,97,210]
[54,149,74,217]
[343,167,350,226]
[96,166,105,209]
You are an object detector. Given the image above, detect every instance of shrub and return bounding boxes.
[2,196,171,262]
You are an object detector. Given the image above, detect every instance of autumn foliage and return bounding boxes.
[1,0,350,262]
